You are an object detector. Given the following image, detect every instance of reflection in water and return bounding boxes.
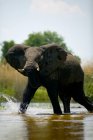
[0,102,93,140]
[23,114,84,140]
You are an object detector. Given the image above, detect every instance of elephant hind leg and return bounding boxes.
[73,94,93,112]
[72,82,93,112]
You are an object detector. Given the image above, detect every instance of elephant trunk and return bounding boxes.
[18,66,41,88]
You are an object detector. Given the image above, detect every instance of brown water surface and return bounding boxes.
[0,103,93,140]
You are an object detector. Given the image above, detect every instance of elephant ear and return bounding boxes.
[39,44,67,76]
[5,44,28,69]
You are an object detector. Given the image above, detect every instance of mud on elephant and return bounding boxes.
[5,44,93,114]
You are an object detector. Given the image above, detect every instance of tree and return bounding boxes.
[1,31,80,63]
[24,31,69,51]
[1,40,15,61]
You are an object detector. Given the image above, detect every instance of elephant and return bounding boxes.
[5,43,93,114]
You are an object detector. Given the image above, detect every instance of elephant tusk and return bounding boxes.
[18,68,25,73]
[37,67,39,71]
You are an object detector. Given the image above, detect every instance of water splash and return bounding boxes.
[0,93,18,113]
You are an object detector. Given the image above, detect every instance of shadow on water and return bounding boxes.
[0,94,93,140]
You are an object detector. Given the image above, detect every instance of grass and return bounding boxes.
[0,106,5,110]
[0,64,49,102]
[83,63,93,100]
[32,87,49,102]
[0,63,93,102]
[83,63,93,75]
[0,64,27,100]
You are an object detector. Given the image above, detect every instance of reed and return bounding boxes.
[0,63,93,102]
[83,63,93,76]
[0,64,27,100]
[0,64,48,101]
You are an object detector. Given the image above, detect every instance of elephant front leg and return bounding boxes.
[47,88,62,115]
[60,96,71,113]
[19,79,38,114]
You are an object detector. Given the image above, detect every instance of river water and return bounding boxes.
[0,101,93,140]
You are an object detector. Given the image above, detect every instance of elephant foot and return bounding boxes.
[18,109,25,114]
[64,110,71,114]
[55,113,62,115]
[84,105,93,113]
[88,107,93,113]
[54,110,62,115]
[18,103,28,114]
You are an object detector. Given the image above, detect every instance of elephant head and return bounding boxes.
[5,44,41,88]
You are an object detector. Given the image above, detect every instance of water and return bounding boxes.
[0,94,93,140]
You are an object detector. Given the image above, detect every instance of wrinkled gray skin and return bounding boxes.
[5,44,93,114]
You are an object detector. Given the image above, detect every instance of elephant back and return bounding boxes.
[39,44,67,76]
[59,54,84,85]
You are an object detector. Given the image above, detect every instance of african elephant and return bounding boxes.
[5,44,93,114]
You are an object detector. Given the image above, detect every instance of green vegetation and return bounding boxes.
[32,87,49,102]
[24,31,68,50]
[1,40,15,62]
[84,75,93,100]
[83,64,93,101]
[0,106,5,110]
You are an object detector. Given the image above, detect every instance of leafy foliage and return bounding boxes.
[24,31,69,51]
[1,40,15,61]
